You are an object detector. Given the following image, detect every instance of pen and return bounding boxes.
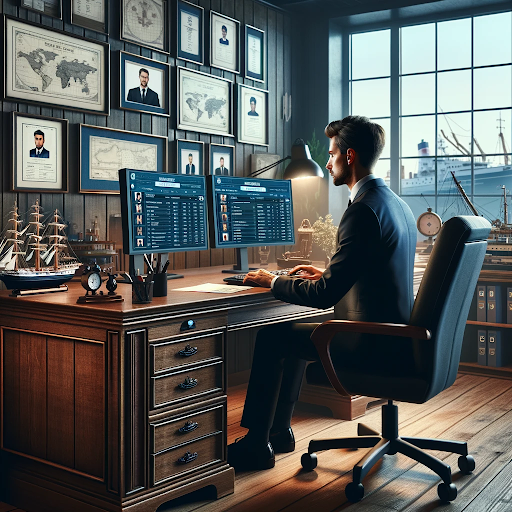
[162,260,170,273]
[144,253,154,273]
[157,253,162,273]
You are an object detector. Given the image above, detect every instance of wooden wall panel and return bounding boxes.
[2,330,21,452]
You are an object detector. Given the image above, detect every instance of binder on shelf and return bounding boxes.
[476,285,486,322]
[487,285,502,323]
[487,330,501,367]
[507,287,512,324]
[477,329,487,366]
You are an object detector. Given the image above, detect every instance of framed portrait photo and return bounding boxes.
[79,124,168,194]
[20,0,62,19]
[71,0,108,33]
[177,67,233,137]
[245,25,265,83]
[12,112,68,193]
[176,139,204,175]
[210,11,240,74]
[119,52,170,116]
[121,0,168,53]
[4,17,109,115]
[210,143,234,177]
[237,84,269,146]
[177,0,204,65]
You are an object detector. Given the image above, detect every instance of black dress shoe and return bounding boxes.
[227,436,275,470]
[269,427,295,453]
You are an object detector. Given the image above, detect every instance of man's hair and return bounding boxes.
[139,68,149,76]
[324,116,385,169]
[188,153,193,157]
[34,129,45,138]
[220,157,224,162]
[222,25,227,32]
[250,97,256,104]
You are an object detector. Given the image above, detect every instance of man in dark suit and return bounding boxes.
[185,153,196,174]
[214,157,229,175]
[219,25,229,45]
[30,130,50,158]
[127,68,160,107]
[248,96,259,116]
[228,116,417,471]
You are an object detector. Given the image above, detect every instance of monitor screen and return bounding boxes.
[210,176,295,249]
[119,169,208,255]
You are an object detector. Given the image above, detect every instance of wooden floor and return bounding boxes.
[2,373,512,512]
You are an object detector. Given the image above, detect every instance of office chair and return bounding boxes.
[300,215,491,503]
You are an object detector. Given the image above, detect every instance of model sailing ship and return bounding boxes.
[0,201,80,291]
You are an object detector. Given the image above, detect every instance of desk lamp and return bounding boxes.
[249,138,324,179]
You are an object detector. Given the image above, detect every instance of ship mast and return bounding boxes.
[497,114,509,165]
[27,200,46,271]
[6,201,25,271]
[503,185,508,225]
[450,171,479,216]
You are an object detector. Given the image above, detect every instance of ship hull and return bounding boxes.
[0,270,76,290]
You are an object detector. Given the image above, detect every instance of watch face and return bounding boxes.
[418,213,441,236]
[88,272,102,290]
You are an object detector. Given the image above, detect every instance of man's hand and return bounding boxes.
[243,269,276,287]
[288,265,324,281]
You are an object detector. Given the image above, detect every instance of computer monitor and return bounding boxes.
[208,176,295,272]
[119,168,208,276]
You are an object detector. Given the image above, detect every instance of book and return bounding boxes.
[476,285,486,322]
[477,329,487,366]
[487,285,502,323]
[487,330,500,367]
[507,287,512,324]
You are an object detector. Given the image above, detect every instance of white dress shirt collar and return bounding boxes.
[350,174,377,202]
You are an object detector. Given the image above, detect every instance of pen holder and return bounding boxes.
[132,280,154,304]
[153,273,168,297]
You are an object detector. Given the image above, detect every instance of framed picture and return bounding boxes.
[237,84,269,146]
[176,139,204,175]
[71,0,108,33]
[210,11,240,74]
[4,17,109,115]
[12,112,68,193]
[121,0,168,53]
[177,0,204,65]
[79,124,168,194]
[177,67,233,137]
[210,143,234,176]
[119,52,170,116]
[245,25,265,83]
[20,0,62,19]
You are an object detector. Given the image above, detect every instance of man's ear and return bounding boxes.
[347,148,355,165]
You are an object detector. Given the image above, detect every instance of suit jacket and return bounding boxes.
[215,166,229,175]
[273,178,417,326]
[185,164,196,174]
[127,87,160,107]
[30,147,50,158]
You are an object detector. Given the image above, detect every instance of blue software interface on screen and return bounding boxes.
[211,176,295,248]
[120,169,208,254]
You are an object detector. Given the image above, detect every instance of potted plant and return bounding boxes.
[312,214,338,266]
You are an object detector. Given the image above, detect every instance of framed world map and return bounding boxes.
[4,17,109,115]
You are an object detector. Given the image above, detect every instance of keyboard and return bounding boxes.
[223,269,293,286]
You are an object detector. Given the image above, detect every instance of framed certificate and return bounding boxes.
[177,67,233,137]
[12,112,68,193]
[210,11,240,74]
[237,84,269,146]
[245,25,265,83]
[71,0,108,34]
[177,0,204,65]
[20,0,62,19]
[176,139,204,175]
[210,143,234,177]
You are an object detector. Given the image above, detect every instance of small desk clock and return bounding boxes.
[77,265,124,304]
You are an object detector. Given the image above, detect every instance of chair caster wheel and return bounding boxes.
[458,454,475,474]
[437,482,457,502]
[345,482,364,503]
[301,452,317,471]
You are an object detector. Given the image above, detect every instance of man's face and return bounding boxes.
[188,155,193,164]
[250,101,256,112]
[326,137,350,187]
[34,134,44,149]
[139,71,149,88]
[220,158,224,167]
[222,28,227,39]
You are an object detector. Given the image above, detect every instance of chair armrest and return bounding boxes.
[310,320,431,397]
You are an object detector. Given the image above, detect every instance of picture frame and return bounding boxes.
[245,25,265,83]
[210,143,235,177]
[121,0,168,54]
[177,67,233,137]
[71,0,108,34]
[176,139,204,175]
[4,16,109,115]
[12,112,68,193]
[79,124,168,194]
[20,0,62,19]
[177,0,204,65]
[210,11,240,74]
[237,84,269,146]
[119,51,170,117]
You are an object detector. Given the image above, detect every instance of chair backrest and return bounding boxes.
[410,215,491,401]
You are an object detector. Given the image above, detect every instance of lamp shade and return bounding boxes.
[283,139,324,180]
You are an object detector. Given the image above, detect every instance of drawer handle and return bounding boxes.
[178,377,198,389]
[177,451,198,464]
[178,421,199,434]
[177,344,198,357]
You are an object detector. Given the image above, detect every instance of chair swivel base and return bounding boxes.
[300,401,475,504]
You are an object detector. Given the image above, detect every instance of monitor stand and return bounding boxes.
[222,248,258,274]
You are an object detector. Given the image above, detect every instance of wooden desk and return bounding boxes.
[0,266,342,512]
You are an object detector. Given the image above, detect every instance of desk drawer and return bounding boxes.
[152,432,223,485]
[151,332,223,374]
[151,404,224,453]
[148,315,226,341]
[152,361,224,409]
